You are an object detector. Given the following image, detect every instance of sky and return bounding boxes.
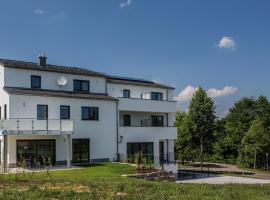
[0,0,269,117]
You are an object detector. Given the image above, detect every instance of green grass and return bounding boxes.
[0,163,270,199]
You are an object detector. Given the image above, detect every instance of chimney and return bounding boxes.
[38,54,47,66]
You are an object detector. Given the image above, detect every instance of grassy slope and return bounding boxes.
[0,163,270,200]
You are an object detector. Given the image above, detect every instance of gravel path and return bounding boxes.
[177,173,270,184]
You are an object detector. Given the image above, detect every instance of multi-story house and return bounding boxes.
[0,55,177,169]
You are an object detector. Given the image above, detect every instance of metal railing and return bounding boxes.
[0,118,73,135]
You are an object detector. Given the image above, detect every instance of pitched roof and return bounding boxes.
[4,86,118,101]
[0,58,106,78]
[0,58,175,90]
[107,75,175,89]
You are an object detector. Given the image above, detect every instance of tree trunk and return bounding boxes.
[254,149,257,170]
[200,132,203,171]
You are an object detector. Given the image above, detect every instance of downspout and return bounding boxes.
[116,101,119,161]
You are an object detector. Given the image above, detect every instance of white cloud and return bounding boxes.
[174,85,238,102]
[174,85,198,102]
[120,0,133,8]
[207,86,238,98]
[217,36,236,50]
[34,9,44,15]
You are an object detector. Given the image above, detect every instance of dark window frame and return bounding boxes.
[4,104,7,119]
[123,114,131,126]
[151,115,164,127]
[151,92,163,101]
[60,105,70,120]
[123,89,130,98]
[72,139,90,163]
[73,79,90,92]
[31,75,41,89]
[81,107,99,121]
[37,105,48,120]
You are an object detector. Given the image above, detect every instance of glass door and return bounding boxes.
[72,139,90,163]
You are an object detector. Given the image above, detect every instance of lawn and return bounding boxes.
[0,163,270,200]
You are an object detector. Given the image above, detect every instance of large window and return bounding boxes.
[123,89,130,98]
[60,106,70,119]
[127,142,154,161]
[72,139,90,163]
[151,92,163,101]
[31,75,41,89]
[73,80,89,92]
[17,140,56,166]
[151,116,164,127]
[123,114,131,126]
[37,105,48,120]
[81,107,99,120]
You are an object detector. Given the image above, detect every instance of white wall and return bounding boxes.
[4,67,106,94]
[107,83,174,101]
[8,94,117,161]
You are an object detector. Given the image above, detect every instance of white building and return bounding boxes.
[0,55,176,169]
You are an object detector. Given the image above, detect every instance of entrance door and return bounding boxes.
[17,140,56,166]
[127,142,154,161]
[72,139,90,163]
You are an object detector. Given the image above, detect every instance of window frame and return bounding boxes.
[123,114,131,126]
[151,92,163,101]
[123,89,130,98]
[37,104,48,120]
[73,80,90,92]
[151,115,164,127]
[60,105,70,120]
[81,107,99,121]
[31,75,41,89]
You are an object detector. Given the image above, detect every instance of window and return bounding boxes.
[0,106,1,119]
[72,139,90,163]
[151,92,163,101]
[123,89,130,98]
[151,116,164,127]
[123,114,131,126]
[4,104,7,119]
[37,105,48,120]
[31,75,41,89]
[81,107,99,120]
[60,106,70,119]
[73,80,89,92]
[127,142,154,161]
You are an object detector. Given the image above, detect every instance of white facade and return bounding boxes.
[0,56,177,168]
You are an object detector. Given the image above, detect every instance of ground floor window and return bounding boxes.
[127,142,154,162]
[72,139,90,163]
[17,140,56,167]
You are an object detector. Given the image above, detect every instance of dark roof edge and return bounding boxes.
[107,78,175,90]
[3,86,118,101]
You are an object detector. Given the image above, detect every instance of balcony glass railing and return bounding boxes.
[0,118,73,134]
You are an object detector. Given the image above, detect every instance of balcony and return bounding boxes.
[118,97,176,113]
[119,126,177,140]
[0,119,73,135]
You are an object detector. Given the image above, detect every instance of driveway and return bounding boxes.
[177,173,270,184]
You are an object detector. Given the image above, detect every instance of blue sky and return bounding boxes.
[0,0,269,116]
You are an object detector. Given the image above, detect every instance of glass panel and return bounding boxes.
[37,105,47,120]
[60,106,70,119]
[123,90,130,98]
[31,76,41,89]
[151,92,163,101]
[151,116,164,127]
[81,81,89,91]
[123,115,130,126]
[73,80,81,91]
[81,107,90,120]
[72,139,90,163]
[89,107,98,120]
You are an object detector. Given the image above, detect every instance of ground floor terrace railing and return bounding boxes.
[0,118,73,135]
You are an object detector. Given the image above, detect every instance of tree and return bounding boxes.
[222,98,258,162]
[188,87,216,170]
[175,111,197,164]
[241,118,270,169]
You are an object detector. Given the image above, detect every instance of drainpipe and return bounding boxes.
[116,101,120,161]
[3,133,7,173]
